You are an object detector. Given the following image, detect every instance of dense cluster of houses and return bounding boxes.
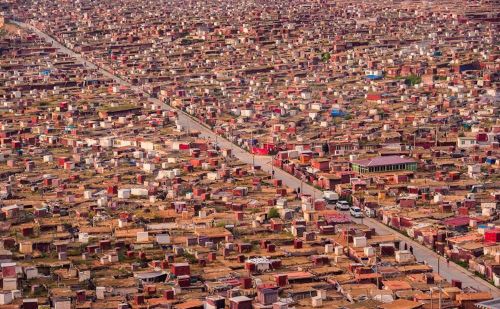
[0,0,499,308]
[8,0,497,156]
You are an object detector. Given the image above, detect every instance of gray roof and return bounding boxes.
[352,155,416,167]
[475,298,500,309]
[229,295,252,303]
[134,271,164,279]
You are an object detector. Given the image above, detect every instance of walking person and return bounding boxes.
[409,246,413,255]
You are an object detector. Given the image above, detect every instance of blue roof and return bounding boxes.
[331,109,345,117]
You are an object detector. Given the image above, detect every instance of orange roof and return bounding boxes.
[115,228,144,238]
[382,280,412,291]
[355,273,382,280]
[175,300,205,309]
[456,292,493,302]
[146,297,175,306]
[447,233,483,244]
[282,271,314,280]
[379,299,422,309]
[414,293,451,300]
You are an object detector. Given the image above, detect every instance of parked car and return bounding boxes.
[350,206,363,218]
[336,200,350,210]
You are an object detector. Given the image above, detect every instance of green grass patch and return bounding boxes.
[99,104,139,113]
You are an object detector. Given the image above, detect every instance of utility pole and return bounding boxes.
[375,249,379,288]
[438,281,442,309]
[430,289,433,309]
[346,228,349,258]
[251,130,255,172]
[413,124,418,153]
[271,155,274,179]
[435,125,438,147]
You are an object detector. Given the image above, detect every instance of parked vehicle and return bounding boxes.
[350,206,363,218]
[336,200,350,210]
[323,191,339,204]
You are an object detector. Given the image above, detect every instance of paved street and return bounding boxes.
[15,20,499,297]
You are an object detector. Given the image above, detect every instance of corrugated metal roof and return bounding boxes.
[352,155,416,167]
